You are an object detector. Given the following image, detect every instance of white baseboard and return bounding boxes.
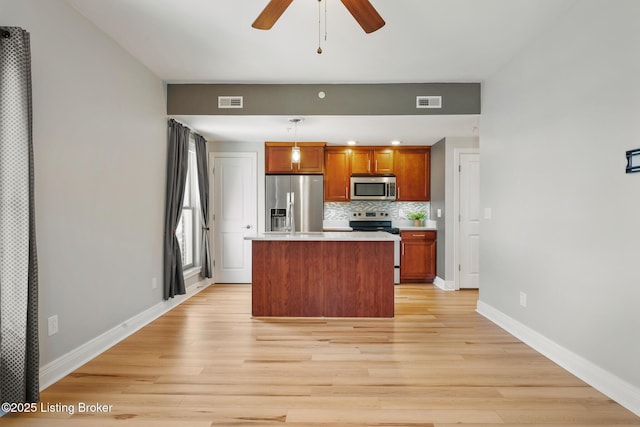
[476,300,640,417]
[434,276,456,291]
[39,280,212,391]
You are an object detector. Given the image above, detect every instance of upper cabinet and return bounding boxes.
[265,142,325,174]
[351,148,394,175]
[323,146,431,202]
[324,148,351,202]
[394,148,430,201]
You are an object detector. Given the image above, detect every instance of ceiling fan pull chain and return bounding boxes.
[317,0,323,54]
[324,0,328,42]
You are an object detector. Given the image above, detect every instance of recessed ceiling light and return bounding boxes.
[347,140,357,146]
[391,140,401,145]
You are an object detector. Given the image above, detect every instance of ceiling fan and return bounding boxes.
[252,0,385,34]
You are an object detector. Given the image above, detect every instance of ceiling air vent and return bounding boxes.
[416,96,442,109]
[218,96,243,109]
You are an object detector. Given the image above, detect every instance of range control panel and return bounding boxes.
[351,211,390,220]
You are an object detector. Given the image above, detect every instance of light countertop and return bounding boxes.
[245,231,401,242]
[395,219,438,230]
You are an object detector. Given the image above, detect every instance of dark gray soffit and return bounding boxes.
[167,83,481,116]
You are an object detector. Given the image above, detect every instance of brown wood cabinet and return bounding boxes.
[351,148,394,175]
[252,240,394,317]
[394,148,430,201]
[323,145,431,202]
[400,230,437,283]
[265,142,325,174]
[324,147,351,201]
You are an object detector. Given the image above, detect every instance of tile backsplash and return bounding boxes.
[324,201,430,221]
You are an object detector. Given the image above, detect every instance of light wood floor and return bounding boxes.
[5,284,639,426]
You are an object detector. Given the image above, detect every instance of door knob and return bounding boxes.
[245,225,252,229]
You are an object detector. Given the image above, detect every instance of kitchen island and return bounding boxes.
[245,232,400,318]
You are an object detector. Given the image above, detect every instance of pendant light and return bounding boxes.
[290,118,302,163]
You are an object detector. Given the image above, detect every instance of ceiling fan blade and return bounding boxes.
[252,0,294,30]
[340,0,385,34]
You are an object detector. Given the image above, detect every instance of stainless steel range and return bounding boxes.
[350,211,400,284]
[349,211,399,234]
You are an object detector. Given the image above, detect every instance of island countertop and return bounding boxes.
[245,231,400,242]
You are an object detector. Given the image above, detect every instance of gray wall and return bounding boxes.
[430,139,446,279]
[3,0,167,366]
[481,0,640,390]
[431,137,479,287]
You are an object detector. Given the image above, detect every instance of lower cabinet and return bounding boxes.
[400,230,436,283]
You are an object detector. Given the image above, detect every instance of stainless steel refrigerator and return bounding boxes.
[266,175,324,232]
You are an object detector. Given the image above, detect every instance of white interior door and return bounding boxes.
[458,152,480,289]
[211,153,257,283]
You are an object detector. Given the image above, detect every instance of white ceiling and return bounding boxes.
[65,0,576,145]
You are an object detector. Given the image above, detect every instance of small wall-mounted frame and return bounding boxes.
[626,149,640,173]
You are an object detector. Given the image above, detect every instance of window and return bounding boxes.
[176,136,201,271]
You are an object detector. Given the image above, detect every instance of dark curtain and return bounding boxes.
[163,119,190,299]
[0,27,39,403]
[194,133,212,279]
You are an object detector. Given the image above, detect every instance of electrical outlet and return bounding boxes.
[519,292,527,308]
[151,277,158,289]
[48,315,59,336]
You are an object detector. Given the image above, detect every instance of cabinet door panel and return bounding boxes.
[374,149,394,174]
[266,146,293,173]
[351,150,372,174]
[395,149,430,201]
[298,146,324,173]
[324,149,351,201]
[400,231,436,283]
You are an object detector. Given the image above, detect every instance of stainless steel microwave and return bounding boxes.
[350,175,396,201]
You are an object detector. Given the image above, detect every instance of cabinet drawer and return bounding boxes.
[400,230,436,241]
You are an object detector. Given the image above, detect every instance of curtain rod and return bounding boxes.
[1,29,10,38]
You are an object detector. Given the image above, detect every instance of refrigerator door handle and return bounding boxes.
[285,192,290,230]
